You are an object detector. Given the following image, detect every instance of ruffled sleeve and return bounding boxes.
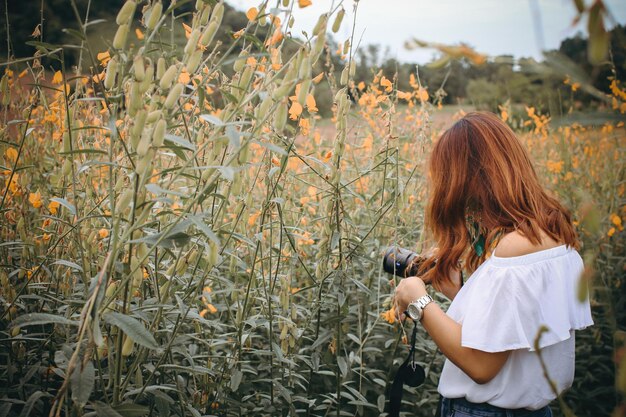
[447,246,594,353]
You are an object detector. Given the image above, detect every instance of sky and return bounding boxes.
[226,0,626,64]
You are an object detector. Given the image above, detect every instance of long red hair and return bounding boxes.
[422,111,579,288]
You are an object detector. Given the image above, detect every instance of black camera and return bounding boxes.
[382,246,424,277]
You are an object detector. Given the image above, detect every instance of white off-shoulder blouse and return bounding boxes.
[437,244,594,410]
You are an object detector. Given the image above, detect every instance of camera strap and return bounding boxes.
[388,319,425,417]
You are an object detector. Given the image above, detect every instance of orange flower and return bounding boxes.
[52,71,63,84]
[305,94,318,113]
[98,228,109,239]
[380,76,392,92]
[381,308,396,324]
[246,7,258,21]
[288,101,303,120]
[298,118,310,135]
[135,28,144,40]
[298,0,312,8]
[4,147,17,163]
[29,192,43,208]
[97,51,111,66]
[48,200,60,215]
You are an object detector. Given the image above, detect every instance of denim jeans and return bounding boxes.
[439,397,553,417]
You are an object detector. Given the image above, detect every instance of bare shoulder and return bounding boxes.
[494,230,561,258]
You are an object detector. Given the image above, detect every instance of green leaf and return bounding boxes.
[102,312,158,350]
[145,183,188,198]
[95,402,124,417]
[199,114,224,126]
[19,391,51,417]
[187,214,220,244]
[164,133,196,151]
[49,197,76,216]
[70,360,95,407]
[112,404,149,417]
[11,313,77,328]
[230,368,243,392]
[52,259,83,272]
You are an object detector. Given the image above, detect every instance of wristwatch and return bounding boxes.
[406,294,434,321]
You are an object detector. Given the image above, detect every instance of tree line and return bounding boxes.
[2,0,623,116]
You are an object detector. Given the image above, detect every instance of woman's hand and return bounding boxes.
[393,276,428,321]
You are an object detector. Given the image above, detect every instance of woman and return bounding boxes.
[393,112,593,416]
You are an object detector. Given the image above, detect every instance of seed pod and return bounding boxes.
[113,24,129,49]
[238,65,254,90]
[297,79,310,105]
[156,57,166,79]
[62,131,71,153]
[340,66,349,86]
[211,2,224,25]
[128,82,141,116]
[311,32,325,64]
[273,100,288,132]
[185,49,203,73]
[105,281,118,298]
[332,8,345,33]
[0,75,9,106]
[200,4,212,25]
[256,96,273,121]
[116,1,137,25]
[234,53,248,73]
[136,131,151,157]
[114,176,126,195]
[272,80,294,101]
[349,61,356,77]
[135,150,153,177]
[115,189,134,213]
[133,56,145,81]
[209,241,220,267]
[104,57,118,90]
[258,5,266,26]
[147,110,162,124]
[62,159,72,177]
[313,13,328,36]
[139,64,154,93]
[160,64,178,90]
[175,258,187,275]
[184,29,201,55]
[146,2,163,30]
[200,21,218,46]
[152,119,166,147]
[164,83,183,109]
[132,109,147,138]
[298,53,311,79]
[122,335,134,356]
[282,0,289,6]
[136,243,149,261]
[343,39,350,55]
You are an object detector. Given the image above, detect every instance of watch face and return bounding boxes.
[407,304,421,321]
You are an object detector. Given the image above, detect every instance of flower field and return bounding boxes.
[0,1,624,416]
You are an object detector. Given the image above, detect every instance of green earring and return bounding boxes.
[465,211,486,257]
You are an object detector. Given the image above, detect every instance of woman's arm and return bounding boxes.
[394,277,510,384]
